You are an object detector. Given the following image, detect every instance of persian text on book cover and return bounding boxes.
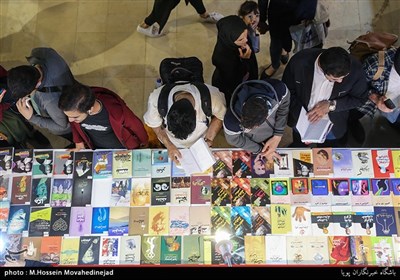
[312,147,333,177]
[286,236,308,265]
[92,150,113,179]
[20,236,42,261]
[120,235,141,265]
[73,151,93,179]
[151,149,171,178]
[332,148,353,177]
[231,205,251,236]
[244,235,265,264]
[231,177,251,206]
[99,236,121,265]
[30,177,51,207]
[211,235,244,265]
[330,178,351,206]
[91,178,112,207]
[7,205,30,235]
[108,206,129,236]
[130,177,151,206]
[332,205,354,236]
[132,149,151,177]
[112,150,132,178]
[265,235,287,265]
[69,206,92,236]
[352,205,376,236]
[11,175,31,205]
[328,236,351,265]
[12,148,33,175]
[270,178,290,204]
[371,178,392,206]
[310,206,333,236]
[0,147,13,176]
[28,207,51,237]
[60,236,80,265]
[212,150,232,178]
[392,236,400,266]
[141,235,161,264]
[370,236,395,266]
[371,149,394,178]
[53,150,74,178]
[374,206,397,236]
[78,236,100,265]
[309,178,331,206]
[148,206,169,235]
[305,236,329,265]
[49,206,71,236]
[291,204,312,236]
[292,149,314,177]
[1,233,22,264]
[160,236,182,264]
[170,176,191,205]
[232,150,252,178]
[91,207,110,234]
[169,205,190,235]
[392,149,400,178]
[40,236,62,264]
[350,178,372,206]
[129,206,149,235]
[272,149,294,178]
[211,178,231,206]
[290,177,311,205]
[189,205,211,235]
[349,236,373,265]
[211,206,231,235]
[251,205,271,235]
[110,178,131,207]
[270,204,292,235]
[351,149,374,178]
[251,152,274,178]
[182,235,204,264]
[32,150,53,178]
[250,178,270,206]
[151,177,170,206]
[71,177,92,207]
[191,174,211,205]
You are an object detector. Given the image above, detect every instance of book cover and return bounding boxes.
[0,175,11,202]
[332,148,353,177]
[391,178,400,206]
[349,236,373,265]
[151,149,171,178]
[78,236,100,265]
[270,178,291,204]
[130,177,151,206]
[91,178,112,207]
[330,178,351,206]
[272,149,294,178]
[73,151,93,179]
[49,206,71,236]
[169,205,190,235]
[91,207,110,235]
[232,150,252,178]
[250,178,270,206]
[310,178,331,206]
[71,177,92,207]
[392,149,400,178]
[40,236,62,264]
[230,205,251,236]
[170,176,191,205]
[350,178,372,206]
[141,235,161,264]
[190,174,211,205]
[99,236,121,265]
[0,233,22,265]
[332,205,353,236]
[59,236,80,265]
[352,205,376,236]
[189,205,211,235]
[0,201,10,231]
[110,178,131,207]
[211,235,245,265]
[286,236,308,265]
[291,205,312,236]
[211,206,231,235]
[30,177,51,207]
[290,177,311,205]
[108,206,129,236]
[296,107,332,143]
[32,150,53,177]
[92,150,113,179]
[270,204,292,235]
[171,160,189,177]
[182,235,204,264]
[151,177,170,206]
[129,206,149,235]
[69,206,92,236]
[370,236,395,266]
[292,149,314,177]
[132,149,152,178]
[211,178,231,206]
[374,206,397,236]
[12,148,33,175]
[53,150,74,178]
[312,147,333,176]
[50,178,73,207]
[0,147,13,176]
[371,149,394,178]
[179,137,215,175]
[251,205,271,235]
[392,236,400,266]
[148,206,169,235]
[120,235,141,265]
[212,150,232,178]
[251,152,274,178]
[371,178,392,206]
[310,206,333,236]
[160,236,182,264]
[265,235,287,265]
[328,236,351,265]
[352,149,374,178]
[112,150,133,178]
[10,175,31,205]
[306,236,329,265]
[7,205,30,235]
[28,206,51,237]
[230,177,251,206]
[20,236,42,261]
[244,235,265,264]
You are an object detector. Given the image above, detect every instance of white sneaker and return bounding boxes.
[136,23,165,38]
[201,12,223,24]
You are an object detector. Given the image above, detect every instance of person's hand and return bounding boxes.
[307,100,330,123]
[261,135,282,162]
[369,94,394,113]
[292,206,310,222]
[257,22,269,34]
[0,88,6,103]
[167,145,181,166]
[238,44,251,59]
[69,142,85,152]
[16,97,34,120]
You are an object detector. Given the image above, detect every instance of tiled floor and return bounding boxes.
[1,0,400,149]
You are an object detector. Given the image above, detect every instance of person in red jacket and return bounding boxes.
[58,82,148,151]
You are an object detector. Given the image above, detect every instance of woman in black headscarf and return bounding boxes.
[211,15,258,104]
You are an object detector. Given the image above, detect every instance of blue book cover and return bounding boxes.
[91,207,110,234]
[374,206,397,236]
[92,150,113,179]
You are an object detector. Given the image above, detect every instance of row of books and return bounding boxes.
[2,233,400,266]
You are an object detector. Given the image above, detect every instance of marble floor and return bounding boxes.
[1,0,400,149]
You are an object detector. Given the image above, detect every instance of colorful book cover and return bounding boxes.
[71,177,92,207]
[291,205,312,236]
[0,200,10,231]
[332,148,353,177]
[349,236,373,265]
[99,236,120,265]
[148,206,169,235]
[69,206,92,236]
[151,177,170,206]
[250,178,270,206]
[190,174,211,205]
[211,235,245,265]
[292,149,314,177]
[392,149,400,178]
[78,236,100,265]
[330,178,351,206]
[141,235,161,264]
[350,178,372,206]
[272,149,294,178]
[352,205,376,236]
[170,176,191,205]
[28,206,52,237]
[132,149,152,177]
[12,148,33,175]
[130,177,151,206]
[232,150,252,178]
[20,236,42,261]
[169,205,190,235]
[92,150,113,179]
[312,147,333,177]
[310,206,333,236]
[230,177,251,206]
[120,235,141,265]
[49,206,71,236]
[160,236,182,264]
[286,236,308,265]
[0,175,11,202]
[0,233,22,265]
[351,149,374,178]
[270,178,290,204]
[371,178,392,206]
[251,205,271,235]
[270,204,292,235]
[108,206,129,236]
[370,236,395,266]
[91,178,112,207]
[32,150,53,177]
[110,178,131,207]
[290,177,311,205]
[211,178,231,206]
[328,236,351,265]
[391,178,400,206]
[53,150,74,178]
[171,160,188,177]
[251,152,274,178]
[189,205,211,235]
[244,235,265,264]
[265,235,287,265]
[112,150,133,178]
[182,235,204,264]
[10,175,31,205]
[212,150,232,178]
[211,206,231,235]
[50,178,73,207]
[73,151,93,179]
[306,236,329,265]
[371,149,394,178]
[151,149,171,178]
[59,236,80,265]
[91,207,110,234]
[129,206,149,235]
[374,206,397,236]
[332,205,353,236]
[310,178,331,206]
[40,236,62,264]
[7,205,30,234]
[231,205,251,236]
[0,147,13,176]
[30,177,51,207]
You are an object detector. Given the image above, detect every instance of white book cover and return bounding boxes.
[350,178,373,206]
[305,236,329,265]
[330,178,351,206]
[291,205,312,236]
[332,148,353,178]
[392,236,400,266]
[91,178,112,207]
[265,235,287,265]
[120,235,141,265]
[332,205,354,236]
[272,149,294,178]
[310,178,332,206]
[351,149,374,178]
[353,205,376,236]
[169,205,190,235]
[310,205,334,236]
[99,236,121,265]
[179,138,215,175]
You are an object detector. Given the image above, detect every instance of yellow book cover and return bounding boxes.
[391,150,400,177]
[271,204,292,235]
[60,236,80,265]
[350,236,373,265]
[244,235,266,264]
[203,235,213,265]
[148,206,169,235]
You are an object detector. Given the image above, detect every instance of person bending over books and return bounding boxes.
[282,46,369,147]
[143,82,226,165]
[58,82,148,151]
[223,79,289,162]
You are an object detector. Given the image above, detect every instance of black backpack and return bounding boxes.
[157,57,212,118]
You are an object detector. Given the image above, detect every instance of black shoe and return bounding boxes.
[260,64,278,79]
[348,119,365,143]
[280,53,289,65]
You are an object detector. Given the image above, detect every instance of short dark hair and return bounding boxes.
[167,99,196,140]
[317,149,329,160]
[238,1,259,17]
[7,65,41,99]
[241,95,270,129]
[319,47,351,77]
[58,82,95,113]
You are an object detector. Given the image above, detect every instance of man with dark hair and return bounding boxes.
[7,47,75,142]
[58,82,148,151]
[143,83,226,164]
[223,79,289,161]
[282,46,369,147]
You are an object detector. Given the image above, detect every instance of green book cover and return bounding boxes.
[160,236,182,264]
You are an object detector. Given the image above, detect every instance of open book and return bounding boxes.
[296,107,333,143]
[178,137,216,174]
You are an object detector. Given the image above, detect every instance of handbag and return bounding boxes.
[290,22,324,53]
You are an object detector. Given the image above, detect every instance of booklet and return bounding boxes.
[296,107,333,143]
[178,138,216,174]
